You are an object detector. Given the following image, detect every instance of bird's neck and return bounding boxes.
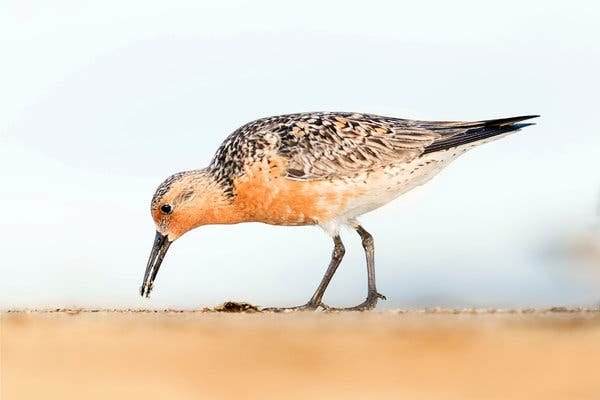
[179,170,244,227]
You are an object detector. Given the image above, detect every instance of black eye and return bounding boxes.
[160,204,173,214]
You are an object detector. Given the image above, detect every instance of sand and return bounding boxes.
[2,308,600,399]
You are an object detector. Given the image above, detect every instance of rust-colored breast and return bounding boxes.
[231,155,360,226]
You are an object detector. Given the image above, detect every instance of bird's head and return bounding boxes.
[140,169,233,298]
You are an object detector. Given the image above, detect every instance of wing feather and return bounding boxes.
[209,112,538,185]
[276,113,439,180]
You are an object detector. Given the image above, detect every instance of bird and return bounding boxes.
[141,112,538,311]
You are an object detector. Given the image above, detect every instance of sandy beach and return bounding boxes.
[2,308,600,399]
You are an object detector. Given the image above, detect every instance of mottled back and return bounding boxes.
[208,112,536,193]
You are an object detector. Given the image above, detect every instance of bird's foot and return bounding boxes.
[326,292,386,312]
[261,301,327,313]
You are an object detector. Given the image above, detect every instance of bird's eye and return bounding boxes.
[160,204,173,214]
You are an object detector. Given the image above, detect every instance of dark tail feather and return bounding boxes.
[423,115,539,154]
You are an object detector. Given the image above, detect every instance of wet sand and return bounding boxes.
[2,308,600,399]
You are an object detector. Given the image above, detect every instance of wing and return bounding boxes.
[210,112,538,184]
[276,113,537,180]
[276,113,438,179]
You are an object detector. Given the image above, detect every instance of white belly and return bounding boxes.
[337,147,471,223]
[316,135,511,234]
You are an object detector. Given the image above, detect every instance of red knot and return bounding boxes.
[141,112,538,311]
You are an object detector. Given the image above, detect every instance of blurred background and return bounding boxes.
[1,0,599,310]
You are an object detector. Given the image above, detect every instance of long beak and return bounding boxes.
[140,231,172,298]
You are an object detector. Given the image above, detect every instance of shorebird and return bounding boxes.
[141,112,537,311]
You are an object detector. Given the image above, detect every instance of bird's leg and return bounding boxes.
[305,234,345,308]
[262,235,345,312]
[328,224,386,311]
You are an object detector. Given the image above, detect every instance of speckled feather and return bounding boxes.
[207,112,535,196]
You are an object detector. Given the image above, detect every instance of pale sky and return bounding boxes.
[1,0,599,309]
